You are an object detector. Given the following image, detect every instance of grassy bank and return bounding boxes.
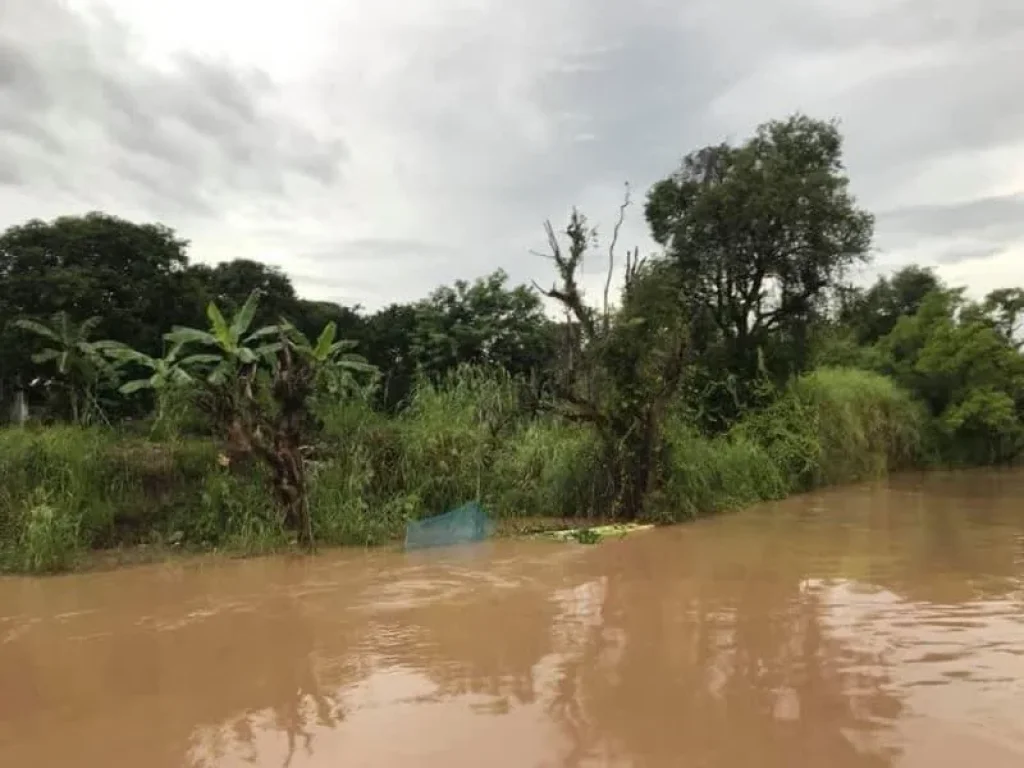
[0,367,931,573]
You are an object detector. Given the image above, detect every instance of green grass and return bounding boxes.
[734,367,924,491]
[650,367,925,523]
[0,426,278,572]
[656,426,788,521]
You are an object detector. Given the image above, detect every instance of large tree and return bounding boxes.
[412,269,558,383]
[645,114,874,426]
[0,212,196,404]
[535,206,691,520]
[185,259,300,328]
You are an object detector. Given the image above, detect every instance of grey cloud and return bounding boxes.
[0,157,21,186]
[0,40,46,108]
[933,244,1007,265]
[4,0,1024,307]
[545,0,1024,186]
[471,0,1024,288]
[840,49,1024,187]
[297,237,463,276]
[878,195,1024,241]
[329,238,459,262]
[287,238,469,307]
[0,0,349,220]
[109,154,218,219]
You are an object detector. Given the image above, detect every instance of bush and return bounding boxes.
[733,367,924,491]
[486,419,606,519]
[311,367,607,528]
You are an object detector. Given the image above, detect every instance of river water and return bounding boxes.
[2,470,1023,767]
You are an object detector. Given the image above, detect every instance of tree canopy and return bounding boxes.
[646,115,874,427]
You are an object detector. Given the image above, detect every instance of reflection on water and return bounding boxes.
[2,469,1024,767]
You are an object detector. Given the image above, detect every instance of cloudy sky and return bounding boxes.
[2,0,1023,310]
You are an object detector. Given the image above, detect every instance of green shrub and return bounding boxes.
[734,367,924,490]
[308,442,412,546]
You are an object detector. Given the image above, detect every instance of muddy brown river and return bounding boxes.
[2,470,1024,767]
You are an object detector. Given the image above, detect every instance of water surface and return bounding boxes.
[2,469,1023,767]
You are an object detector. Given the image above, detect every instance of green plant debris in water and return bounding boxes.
[538,523,655,544]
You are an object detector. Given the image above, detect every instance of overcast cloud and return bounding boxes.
[2,0,1024,309]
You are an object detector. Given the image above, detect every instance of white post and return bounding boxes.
[10,389,28,425]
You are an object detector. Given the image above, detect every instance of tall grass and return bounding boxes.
[652,367,924,523]
[657,427,788,521]
[0,426,275,572]
[308,365,602,541]
[1,365,930,573]
[734,367,924,490]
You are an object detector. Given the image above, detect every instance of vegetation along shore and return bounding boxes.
[3,114,1022,573]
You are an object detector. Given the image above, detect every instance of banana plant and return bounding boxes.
[279,320,378,398]
[94,342,220,432]
[13,312,118,423]
[99,342,220,395]
[164,290,282,384]
[156,289,379,549]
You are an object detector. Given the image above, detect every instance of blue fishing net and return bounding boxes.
[404,500,494,550]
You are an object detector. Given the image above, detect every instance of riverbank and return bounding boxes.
[0,367,935,574]
[6,515,628,576]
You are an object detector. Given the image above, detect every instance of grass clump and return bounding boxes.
[734,367,924,491]
[10,488,82,573]
[656,426,788,522]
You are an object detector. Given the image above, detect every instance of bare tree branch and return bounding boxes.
[604,183,631,331]
[533,213,597,343]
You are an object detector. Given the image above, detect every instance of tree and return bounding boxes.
[535,203,691,519]
[12,312,119,424]
[279,319,377,401]
[840,265,942,345]
[412,270,558,382]
[875,289,1024,464]
[291,300,365,349]
[361,303,419,411]
[0,212,197,412]
[101,343,221,432]
[0,213,193,353]
[187,259,300,329]
[981,288,1024,349]
[645,114,874,426]
[108,345,204,395]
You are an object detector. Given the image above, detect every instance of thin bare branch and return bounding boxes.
[604,183,631,330]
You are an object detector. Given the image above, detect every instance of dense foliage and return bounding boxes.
[2,113,1022,572]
